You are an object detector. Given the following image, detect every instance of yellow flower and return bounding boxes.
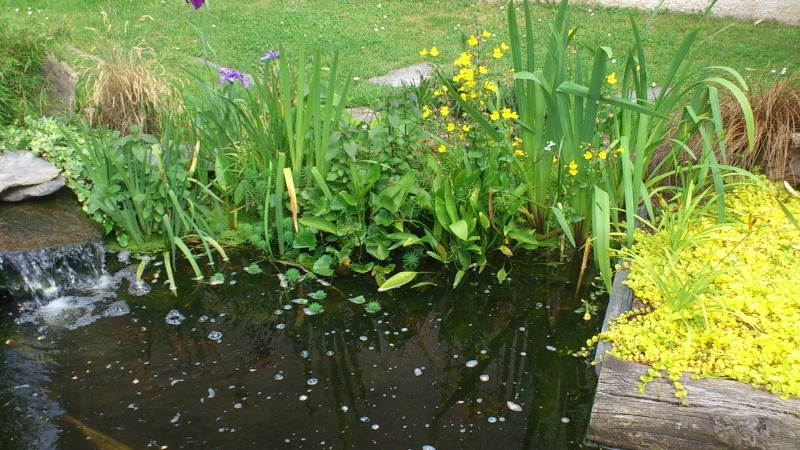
[454,52,472,67]
[500,42,510,50]
[438,144,447,153]
[420,48,428,56]
[478,65,488,75]
[433,89,442,97]
[606,72,617,85]
[501,108,519,119]
[482,30,491,38]
[509,68,515,73]
[461,124,470,132]
[421,105,431,120]
[598,150,607,160]
[446,122,455,132]
[552,155,558,163]
[617,146,625,154]
[440,105,450,116]
[515,149,526,157]
[512,137,522,147]
[441,85,448,92]
[468,35,479,47]
[484,80,498,92]
[568,160,578,176]
[460,93,467,101]
[583,311,591,321]
[584,150,593,160]
[459,133,466,141]
[469,91,477,99]
[490,111,500,121]
[429,46,439,57]
[492,48,503,59]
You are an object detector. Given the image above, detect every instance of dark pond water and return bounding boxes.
[0,251,604,449]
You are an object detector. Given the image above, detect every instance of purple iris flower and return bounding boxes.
[260,50,280,62]
[187,0,205,10]
[218,67,249,88]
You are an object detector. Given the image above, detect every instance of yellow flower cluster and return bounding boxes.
[599,182,800,399]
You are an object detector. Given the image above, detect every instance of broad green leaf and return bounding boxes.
[497,266,507,284]
[378,271,420,292]
[449,220,470,241]
[452,269,465,288]
[299,217,338,234]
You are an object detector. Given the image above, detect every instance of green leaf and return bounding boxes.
[378,271,420,292]
[312,254,334,277]
[449,220,470,241]
[299,217,338,234]
[292,228,317,250]
[497,266,507,284]
[452,269,465,288]
[350,262,374,274]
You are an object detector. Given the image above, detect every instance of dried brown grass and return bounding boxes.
[80,12,176,134]
[723,74,800,184]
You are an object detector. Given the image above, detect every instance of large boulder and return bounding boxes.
[0,151,63,201]
[42,55,78,118]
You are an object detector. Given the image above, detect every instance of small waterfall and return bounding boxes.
[0,191,107,303]
[0,241,106,302]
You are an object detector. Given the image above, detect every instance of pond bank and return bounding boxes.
[588,269,800,449]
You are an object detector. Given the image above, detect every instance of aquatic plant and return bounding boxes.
[365,301,382,314]
[308,290,327,300]
[244,263,262,275]
[401,250,421,269]
[284,268,302,284]
[305,302,324,315]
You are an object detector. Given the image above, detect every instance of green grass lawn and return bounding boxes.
[2,0,798,106]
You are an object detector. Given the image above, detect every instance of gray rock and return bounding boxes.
[42,54,78,117]
[1,175,66,201]
[0,151,60,194]
[346,107,376,123]
[368,63,433,87]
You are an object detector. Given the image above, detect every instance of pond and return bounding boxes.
[0,250,604,449]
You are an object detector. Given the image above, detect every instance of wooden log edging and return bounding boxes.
[587,268,800,450]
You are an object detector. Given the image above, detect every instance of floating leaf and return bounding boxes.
[377,271,420,292]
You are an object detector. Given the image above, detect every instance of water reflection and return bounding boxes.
[0,251,603,449]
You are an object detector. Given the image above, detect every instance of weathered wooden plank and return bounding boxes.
[587,356,800,450]
[594,266,632,376]
[587,268,800,450]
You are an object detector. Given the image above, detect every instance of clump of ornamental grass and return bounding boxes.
[79,11,176,134]
[593,181,800,400]
[0,22,54,124]
[723,74,800,184]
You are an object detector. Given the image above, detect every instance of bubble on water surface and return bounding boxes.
[170,413,180,423]
[276,324,286,330]
[299,395,308,401]
[422,446,436,450]
[341,405,349,412]
[274,374,284,381]
[198,315,208,323]
[165,310,185,325]
[360,416,370,423]
[414,368,423,376]
[207,331,222,341]
[507,401,523,412]
[208,388,215,398]
[371,424,380,430]
[234,403,243,409]
[307,378,318,386]
[300,350,310,358]
[480,374,489,382]
[274,309,283,315]
[465,360,478,368]
[102,300,130,318]
[359,335,368,341]
[326,350,334,356]
[488,416,497,423]
[561,417,570,423]
[546,345,556,351]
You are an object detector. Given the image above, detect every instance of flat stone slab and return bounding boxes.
[0,151,60,194]
[1,175,66,202]
[345,107,376,123]
[368,63,433,87]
